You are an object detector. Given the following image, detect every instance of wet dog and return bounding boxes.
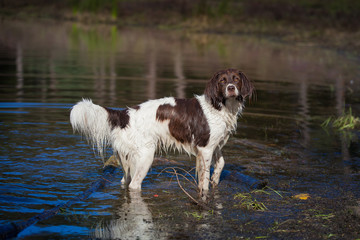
[70,69,254,194]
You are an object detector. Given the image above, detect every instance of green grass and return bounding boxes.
[321,108,360,131]
[234,192,268,211]
[184,211,203,220]
[233,187,284,211]
[184,210,213,220]
[314,213,335,220]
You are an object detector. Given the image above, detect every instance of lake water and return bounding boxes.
[0,19,360,239]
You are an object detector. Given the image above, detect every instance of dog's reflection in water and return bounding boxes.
[93,191,159,240]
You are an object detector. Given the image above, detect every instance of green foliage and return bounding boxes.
[217,0,230,17]
[69,0,120,14]
[233,187,284,211]
[234,192,268,211]
[321,108,360,131]
[314,213,335,220]
[184,211,203,220]
[184,209,214,220]
[185,0,233,19]
[63,0,360,29]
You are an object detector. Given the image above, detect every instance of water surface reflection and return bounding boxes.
[0,19,359,239]
[93,191,160,240]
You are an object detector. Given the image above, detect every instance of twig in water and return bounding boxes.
[159,167,212,210]
[158,167,197,189]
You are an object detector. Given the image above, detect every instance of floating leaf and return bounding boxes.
[293,193,310,200]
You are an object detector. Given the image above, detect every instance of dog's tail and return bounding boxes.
[70,99,112,160]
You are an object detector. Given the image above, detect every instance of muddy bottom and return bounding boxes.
[82,152,360,240]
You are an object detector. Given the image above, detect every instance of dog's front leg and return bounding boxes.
[211,148,224,187]
[196,148,213,196]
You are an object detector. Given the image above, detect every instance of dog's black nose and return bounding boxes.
[227,85,235,91]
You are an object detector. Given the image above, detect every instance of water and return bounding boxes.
[0,19,360,239]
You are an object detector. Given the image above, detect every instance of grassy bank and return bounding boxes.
[1,0,360,55]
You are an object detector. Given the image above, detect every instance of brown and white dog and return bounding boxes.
[70,69,254,193]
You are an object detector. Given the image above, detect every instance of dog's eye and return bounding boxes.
[234,77,240,82]
[219,78,226,84]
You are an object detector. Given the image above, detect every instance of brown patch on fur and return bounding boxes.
[105,107,130,129]
[156,98,210,147]
[204,69,254,110]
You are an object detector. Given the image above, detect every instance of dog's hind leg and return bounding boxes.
[121,171,131,187]
[104,154,132,186]
[128,147,155,190]
[117,153,131,187]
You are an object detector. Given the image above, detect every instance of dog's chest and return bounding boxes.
[199,99,239,145]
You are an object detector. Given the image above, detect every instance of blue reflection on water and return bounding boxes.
[18,225,89,239]
[0,111,29,114]
[0,102,73,109]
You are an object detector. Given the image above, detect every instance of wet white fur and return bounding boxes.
[70,88,243,192]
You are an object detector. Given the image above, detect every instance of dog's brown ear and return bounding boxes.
[204,71,225,110]
[239,71,255,100]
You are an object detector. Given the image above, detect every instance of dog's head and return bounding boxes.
[204,69,254,110]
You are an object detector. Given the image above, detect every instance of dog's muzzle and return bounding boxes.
[226,84,238,97]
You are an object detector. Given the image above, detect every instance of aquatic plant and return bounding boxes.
[233,192,268,211]
[184,211,203,220]
[321,108,360,131]
[233,187,284,211]
[314,213,335,220]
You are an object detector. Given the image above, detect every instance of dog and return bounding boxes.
[70,69,254,194]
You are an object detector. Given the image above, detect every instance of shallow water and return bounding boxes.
[0,19,360,239]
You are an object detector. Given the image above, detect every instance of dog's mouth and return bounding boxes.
[227,92,238,98]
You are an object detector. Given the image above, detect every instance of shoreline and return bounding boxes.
[1,6,359,58]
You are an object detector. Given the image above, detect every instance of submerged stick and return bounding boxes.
[220,170,268,189]
[0,165,117,240]
[160,167,212,210]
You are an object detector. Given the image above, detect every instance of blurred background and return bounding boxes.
[1,0,360,52]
